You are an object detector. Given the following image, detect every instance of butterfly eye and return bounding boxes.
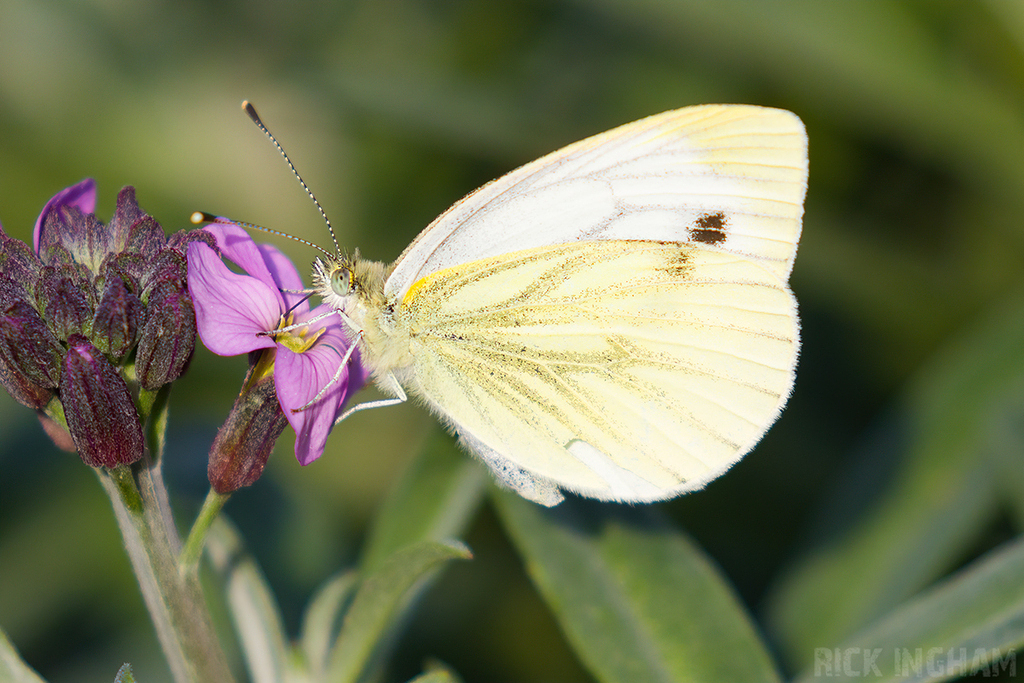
[330,266,353,297]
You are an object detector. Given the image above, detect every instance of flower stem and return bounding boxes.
[180,488,230,576]
[91,385,235,683]
[97,467,236,683]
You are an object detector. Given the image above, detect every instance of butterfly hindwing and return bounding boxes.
[396,239,798,503]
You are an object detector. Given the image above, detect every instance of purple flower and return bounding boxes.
[186,222,364,467]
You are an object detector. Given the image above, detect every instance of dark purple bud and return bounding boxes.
[140,249,187,302]
[37,241,77,269]
[36,265,94,340]
[0,293,57,408]
[135,281,196,390]
[125,215,167,256]
[38,206,112,273]
[61,334,143,468]
[0,273,30,310]
[0,236,42,306]
[208,372,288,493]
[0,359,54,409]
[0,300,64,388]
[107,251,148,289]
[91,273,144,359]
[108,187,144,238]
[165,228,217,254]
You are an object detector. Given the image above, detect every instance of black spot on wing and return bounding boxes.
[690,211,727,245]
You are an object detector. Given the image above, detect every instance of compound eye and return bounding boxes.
[330,266,353,297]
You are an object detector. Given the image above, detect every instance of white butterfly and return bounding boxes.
[315,104,807,506]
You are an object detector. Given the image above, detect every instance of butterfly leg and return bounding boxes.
[296,330,364,412]
[333,373,408,424]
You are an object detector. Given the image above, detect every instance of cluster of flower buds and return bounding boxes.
[0,179,213,467]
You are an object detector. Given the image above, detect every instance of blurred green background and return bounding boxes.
[2,1,1024,681]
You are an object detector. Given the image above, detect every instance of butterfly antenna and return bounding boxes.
[190,212,335,260]
[241,100,343,257]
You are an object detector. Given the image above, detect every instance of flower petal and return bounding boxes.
[34,179,97,253]
[186,242,281,356]
[257,242,310,311]
[274,311,359,465]
[203,222,288,289]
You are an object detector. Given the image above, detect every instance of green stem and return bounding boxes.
[140,385,180,551]
[89,383,235,683]
[97,466,236,683]
[179,488,230,576]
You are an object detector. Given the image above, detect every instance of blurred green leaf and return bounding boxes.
[299,570,358,681]
[360,429,486,574]
[404,659,464,683]
[0,627,47,683]
[579,0,1024,207]
[323,431,484,682]
[205,518,292,683]
[326,540,472,683]
[768,290,1024,668]
[492,490,781,683]
[794,534,1024,682]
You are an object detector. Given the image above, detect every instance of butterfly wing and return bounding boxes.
[398,239,799,504]
[385,104,807,304]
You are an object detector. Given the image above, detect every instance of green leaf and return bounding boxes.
[0,627,47,683]
[767,292,1024,667]
[299,570,358,680]
[205,517,292,683]
[360,429,486,574]
[794,534,1024,682]
[405,659,464,683]
[326,540,472,683]
[492,490,781,683]
[341,430,484,682]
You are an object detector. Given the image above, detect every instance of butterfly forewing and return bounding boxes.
[384,105,806,304]
[396,239,798,502]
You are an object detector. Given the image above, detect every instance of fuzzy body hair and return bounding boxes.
[311,253,415,392]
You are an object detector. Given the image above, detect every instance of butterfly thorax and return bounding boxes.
[312,252,413,378]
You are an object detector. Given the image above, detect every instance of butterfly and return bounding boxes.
[276,103,806,506]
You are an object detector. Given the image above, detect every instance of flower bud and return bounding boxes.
[109,186,143,240]
[39,206,111,274]
[106,251,148,288]
[125,215,167,256]
[135,281,196,390]
[0,361,54,409]
[0,300,63,389]
[208,371,289,493]
[92,271,144,359]
[166,227,217,254]
[0,236,42,307]
[36,265,94,340]
[61,334,143,468]
[140,248,186,302]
